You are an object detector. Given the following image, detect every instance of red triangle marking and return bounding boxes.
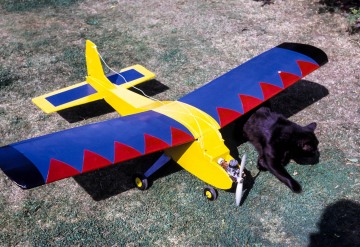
[217,107,242,127]
[82,150,112,173]
[239,95,263,114]
[260,82,283,101]
[114,142,143,163]
[296,60,319,77]
[279,71,301,88]
[170,127,194,146]
[46,159,80,183]
[144,134,170,154]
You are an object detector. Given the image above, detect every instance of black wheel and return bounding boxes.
[203,186,218,201]
[134,174,148,190]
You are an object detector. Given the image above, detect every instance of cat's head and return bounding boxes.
[292,122,320,165]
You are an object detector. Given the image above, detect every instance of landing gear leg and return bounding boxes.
[134,153,171,190]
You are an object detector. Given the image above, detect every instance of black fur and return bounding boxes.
[242,107,319,193]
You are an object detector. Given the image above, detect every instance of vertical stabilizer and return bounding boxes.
[85,40,156,115]
[85,40,115,89]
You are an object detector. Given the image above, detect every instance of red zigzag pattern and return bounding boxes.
[216,60,319,127]
[45,127,193,183]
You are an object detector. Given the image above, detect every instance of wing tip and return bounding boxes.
[0,146,45,189]
[277,43,328,67]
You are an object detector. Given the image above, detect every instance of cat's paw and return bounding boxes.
[289,180,302,193]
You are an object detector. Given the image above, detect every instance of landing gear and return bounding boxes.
[204,186,218,201]
[134,174,148,190]
[134,153,170,191]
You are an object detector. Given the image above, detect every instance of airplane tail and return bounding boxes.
[85,40,117,90]
[32,40,156,114]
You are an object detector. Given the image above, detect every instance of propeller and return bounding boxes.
[235,154,247,206]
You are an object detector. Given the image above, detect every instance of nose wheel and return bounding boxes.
[204,186,218,201]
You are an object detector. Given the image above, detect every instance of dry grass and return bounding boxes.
[0,0,359,246]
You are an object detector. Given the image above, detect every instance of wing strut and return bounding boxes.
[134,153,171,190]
[144,153,171,178]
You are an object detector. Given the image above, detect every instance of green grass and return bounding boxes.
[348,8,360,33]
[0,0,81,12]
[62,47,86,80]
[0,146,358,246]
[85,16,101,26]
[0,66,14,88]
[319,0,360,33]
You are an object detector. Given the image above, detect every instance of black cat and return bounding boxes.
[242,107,319,193]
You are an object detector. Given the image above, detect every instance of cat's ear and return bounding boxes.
[305,122,317,132]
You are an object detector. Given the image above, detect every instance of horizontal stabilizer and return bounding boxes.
[32,64,155,113]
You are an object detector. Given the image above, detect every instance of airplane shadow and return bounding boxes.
[73,152,182,201]
[74,79,328,201]
[221,79,329,203]
[58,79,169,123]
[268,79,330,118]
[308,199,360,247]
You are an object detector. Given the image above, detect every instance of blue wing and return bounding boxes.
[179,43,328,127]
[0,111,194,189]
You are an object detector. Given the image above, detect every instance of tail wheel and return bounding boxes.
[134,174,148,190]
[203,186,218,201]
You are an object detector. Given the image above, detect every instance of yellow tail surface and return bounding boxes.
[32,40,156,115]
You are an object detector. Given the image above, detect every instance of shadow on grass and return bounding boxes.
[319,0,360,12]
[74,152,182,201]
[269,79,329,118]
[58,100,114,123]
[0,66,17,89]
[308,199,360,247]
[128,79,170,97]
[253,0,274,6]
[58,79,169,123]
[2,0,82,12]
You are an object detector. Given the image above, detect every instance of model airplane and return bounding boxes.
[0,40,327,204]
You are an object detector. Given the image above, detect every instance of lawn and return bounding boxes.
[0,0,359,246]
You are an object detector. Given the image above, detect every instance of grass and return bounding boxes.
[0,0,359,246]
[0,0,81,12]
[348,8,360,33]
[0,147,358,246]
[0,66,13,88]
[62,47,86,80]
[319,0,360,33]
